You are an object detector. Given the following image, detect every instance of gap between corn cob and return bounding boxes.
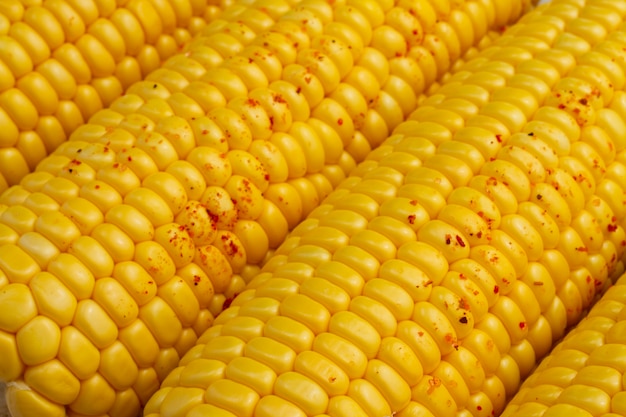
[501,271,626,417]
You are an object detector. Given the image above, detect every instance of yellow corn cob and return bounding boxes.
[0,0,223,193]
[0,0,530,416]
[7,0,525,318]
[502,271,626,417]
[139,0,626,416]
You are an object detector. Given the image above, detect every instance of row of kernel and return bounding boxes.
[0,0,218,192]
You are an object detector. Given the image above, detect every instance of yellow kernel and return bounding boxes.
[69,372,117,415]
[5,382,65,417]
[16,315,61,365]
[204,379,259,417]
[139,296,183,348]
[97,340,139,391]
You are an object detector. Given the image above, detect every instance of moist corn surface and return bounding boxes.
[140,0,626,416]
[0,0,532,416]
[0,0,226,194]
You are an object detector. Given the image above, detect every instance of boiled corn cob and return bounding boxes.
[502,271,626,417]
[10,0,526,318]
[0,0,220,193]
[0,0,531,416]
[141,0,626,416]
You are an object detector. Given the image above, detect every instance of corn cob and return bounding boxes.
[10,0,525,318]
[0,0,223,193]
[0,0,531,416]
[502,271,626,417]
[140,0,626,416]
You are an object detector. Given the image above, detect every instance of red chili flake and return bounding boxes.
[193,275,201,286]
[459,316,468,324]
[608,224,618,232]
[445,234,452,245]
[337,118,343,126]
[495,134,502,143]
[418,331,424,337]
[410,200,418,206]
[519,322,527,329]
[229,240,239,255]
[459,298,470,310]
[493,285,500,294]
[456,235,466,247]
[222,293,238,310]
[408,214,416,224]
[445,333,457,345]
[477,231,483,239]
[477,406,483,411]
[579,98,588,105]
[427,377,442,394]
[576,246,588,252]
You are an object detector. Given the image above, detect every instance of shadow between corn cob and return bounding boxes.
[501,271,626,417]
[0,0,532,415]
[139,0,626,416]
[0,0,225,192]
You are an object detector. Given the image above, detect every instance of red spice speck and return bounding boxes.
[493,285,500,294]
[337,118,343,126]
[455,235,466,247]
[519,322,526,329]
[222,293,238,310]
